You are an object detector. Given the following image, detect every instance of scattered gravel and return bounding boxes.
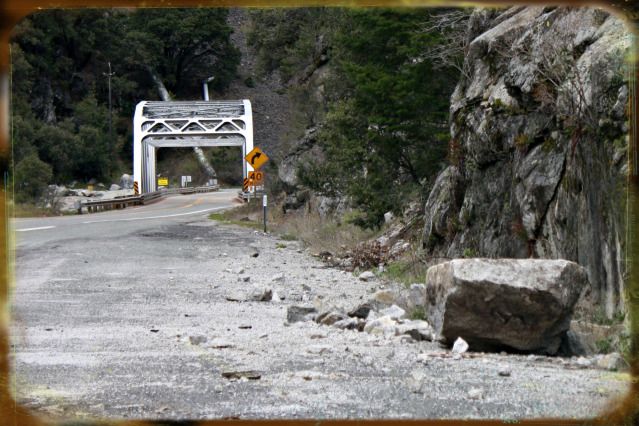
[11,219,629,421]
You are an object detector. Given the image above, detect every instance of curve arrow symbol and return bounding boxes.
[250,152,262,165]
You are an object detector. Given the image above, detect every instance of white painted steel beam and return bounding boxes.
[133,100,254,193]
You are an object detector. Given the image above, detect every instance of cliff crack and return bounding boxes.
[533,151,568,244]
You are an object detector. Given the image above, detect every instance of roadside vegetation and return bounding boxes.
[10,8,240,205]
[211,197,379,255]
[248,8,467,227]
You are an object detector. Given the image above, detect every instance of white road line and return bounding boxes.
[81,205,232,224]
[16,226,56,232]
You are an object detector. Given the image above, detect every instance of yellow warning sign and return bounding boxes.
[245,147,269,170]
[249,171,264,185]
[157,177,168,186]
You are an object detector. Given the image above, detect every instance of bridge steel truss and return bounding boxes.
[133,100,253,193]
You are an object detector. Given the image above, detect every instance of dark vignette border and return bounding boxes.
[0,0,637,425]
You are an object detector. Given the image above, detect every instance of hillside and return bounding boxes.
[9,6,632,320]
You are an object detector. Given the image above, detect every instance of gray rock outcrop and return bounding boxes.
[425,258,589,354]
[423,7,630,318]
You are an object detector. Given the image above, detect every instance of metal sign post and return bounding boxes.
[263,194,267,233]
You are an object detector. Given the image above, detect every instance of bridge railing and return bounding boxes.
[81,185,219,213]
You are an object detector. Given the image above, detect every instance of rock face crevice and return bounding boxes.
[422,7,630,317]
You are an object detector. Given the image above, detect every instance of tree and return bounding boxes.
[124,9,240,97]
[295,9,461,227]
[14,151,53,202]
[10,8,241,189]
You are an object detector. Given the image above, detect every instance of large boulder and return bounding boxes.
[425,258,588,354]
[119,174,134,189]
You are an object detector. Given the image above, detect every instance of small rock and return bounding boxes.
[416,353,430,363]
[225,291,246,302]
[207,339,235,349]
[309,333,327,339]
[395,320,434,341]
[381,304,406,320]
[452,337,469,354]
[307,345,331,355]
[189,335,207,345]
[574,356,593,368]
[333,318,359,330]
[295,370,328,381]
[235,267,245,274]
[371,289,395,305]
[316,310,348,326]
[384,211,394,223]
[363,315,397,337]
[596,352,628,371]
[498,368,511,377]
[397,335,415,344]
[250,252,259,258]
[248,287,272,302]
[271,290,282,302]
[366,310,379,321]
[358,271,376,281]
[409,369,426,393]
[222,370,261,380]
[348,303,372,319]
[270,273,285,283]
[468,388,484,400]
[109,184,121,191]
[287,305,317,323]
[238,275,250,283]
[407,283,427,310]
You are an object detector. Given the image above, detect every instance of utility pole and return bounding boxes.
[104,62,115,177]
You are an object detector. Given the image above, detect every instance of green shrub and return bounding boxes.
[595,337,613,354]
[244,76,256,88]
[409,307,426,321]
[14,152,52,203]
[462,248,477,258]
[514,134,531,151]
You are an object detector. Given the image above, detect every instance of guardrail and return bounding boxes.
[82,185,219,213]
[238,190,265,201]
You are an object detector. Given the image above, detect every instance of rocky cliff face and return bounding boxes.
[422,6,630,317]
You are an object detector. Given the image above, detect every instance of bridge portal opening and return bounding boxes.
[155,146,244,188]
[133,100,253,193]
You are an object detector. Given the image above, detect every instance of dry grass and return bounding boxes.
[269,205,377,254]
[11,202,59,218]
[214,196,383,260]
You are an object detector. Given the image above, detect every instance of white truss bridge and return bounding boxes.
[133,100,253,193]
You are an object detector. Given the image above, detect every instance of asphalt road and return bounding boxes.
[8,189,630,421]
[13,189,242,249]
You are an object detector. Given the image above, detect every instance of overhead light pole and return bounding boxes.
[202,76,215,101]
[104,62,115,177]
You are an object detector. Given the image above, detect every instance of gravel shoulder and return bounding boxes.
[10,217,630,421]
